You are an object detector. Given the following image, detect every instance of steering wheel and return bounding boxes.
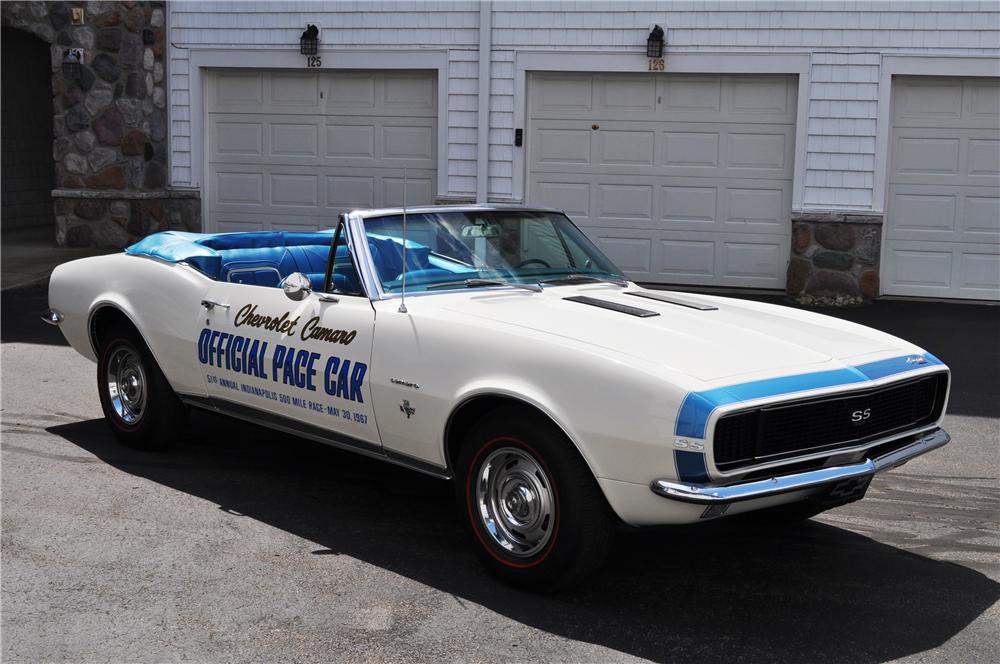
[515,258,551,269]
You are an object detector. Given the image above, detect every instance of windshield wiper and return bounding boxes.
[538,274,628,287]
[426,278,543,292]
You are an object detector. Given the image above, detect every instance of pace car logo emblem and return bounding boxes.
[400,400,415,419]
[851,408,872,423]
[906,355,927,365]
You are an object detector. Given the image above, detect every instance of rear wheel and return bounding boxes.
[456,407,616,591]
[97,320,187,450]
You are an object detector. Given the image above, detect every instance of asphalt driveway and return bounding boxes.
[2,282,998,663]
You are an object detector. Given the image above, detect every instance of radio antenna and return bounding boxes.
[398,165,408,313]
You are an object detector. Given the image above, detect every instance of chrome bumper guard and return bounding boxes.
[650,428,950,505]
[41,308,63,326]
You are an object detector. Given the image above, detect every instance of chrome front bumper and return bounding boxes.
[41,308,63,325]
[650,428,949,505]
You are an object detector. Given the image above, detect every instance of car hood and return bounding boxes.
[439,285,911,383]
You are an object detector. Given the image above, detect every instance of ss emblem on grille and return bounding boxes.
[851,408,872,423]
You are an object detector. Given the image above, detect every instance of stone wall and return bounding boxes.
[1,1,200,248]
[787,212,883,305]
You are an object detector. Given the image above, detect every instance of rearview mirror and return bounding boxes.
[281,272,312,301]
[461,222,502,238]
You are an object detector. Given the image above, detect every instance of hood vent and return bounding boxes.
[563,296,660,318]
[625,291,718,311]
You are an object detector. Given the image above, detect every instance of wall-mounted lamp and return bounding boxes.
[646,25,665,58]
[62,49,83,79]
[300,24,319,55]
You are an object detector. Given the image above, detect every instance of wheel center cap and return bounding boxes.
[504,484,533,519]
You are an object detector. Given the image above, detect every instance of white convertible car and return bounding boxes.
[46,205,950,589]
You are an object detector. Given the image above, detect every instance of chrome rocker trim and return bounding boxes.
[650,428,950,505]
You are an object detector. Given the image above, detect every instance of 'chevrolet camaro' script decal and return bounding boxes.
[233,304,357,345]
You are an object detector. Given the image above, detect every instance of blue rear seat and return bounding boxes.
[126,230,434,291]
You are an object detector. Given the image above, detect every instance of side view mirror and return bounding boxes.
[281,272,312,301]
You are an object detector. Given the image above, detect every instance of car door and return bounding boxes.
[196,222,380,447]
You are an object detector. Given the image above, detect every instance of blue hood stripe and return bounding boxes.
[675,353,943,439]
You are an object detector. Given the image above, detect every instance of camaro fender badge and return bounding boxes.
[673,438,704,452]
[390,378,420,389]
[400,400,415,419]
[906,355,927,365]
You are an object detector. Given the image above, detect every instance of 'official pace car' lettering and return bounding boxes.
[197,327,366,403]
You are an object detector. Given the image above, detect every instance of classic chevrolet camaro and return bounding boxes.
[45,205,950,589]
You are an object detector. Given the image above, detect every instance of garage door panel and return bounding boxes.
[659,76,722,115]
[324,73,377,110]
[596,184,653,221]
[723,186,788,230]
[661,186,718,225]
[887,189,957,237]
[893,135,960,177]
[206,70,437,232]
[726,131,789,172]
[215,171,263,206]
[215,121,263,156]
[270,173,318,209]
[270,72,320,108]
[533,128,592,166]
[381,124,435,161]
[969,81,1000,124]
[884,240,1000,299]
[595,76,657,113]
[270,123,319,157]
[720,240,785,285]
[326,124,375,159]
[968,138,1000,178]
[381,174,435,208]
[893,79,964,126]
[211,71,264,109]
[663,131,719,169]
[533,181,590,218]
[963,196,1000,238]
[728,77,794,119]
[531,74,593,113]
[659,238,716,279]
[598,130,656,166]
[327,175,375,210]
[594,235,654,277]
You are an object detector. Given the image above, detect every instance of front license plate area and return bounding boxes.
[812,474,874,508]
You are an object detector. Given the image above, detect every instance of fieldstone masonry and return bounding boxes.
[2,1,200,248]
[787,212,883,305]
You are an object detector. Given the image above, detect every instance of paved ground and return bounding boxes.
[1,228,110,291]
[2,282,998,663]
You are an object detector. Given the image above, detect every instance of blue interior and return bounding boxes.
[125,230,445,292]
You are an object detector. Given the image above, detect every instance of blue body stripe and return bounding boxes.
[674,450,711,483]
[675,353,944,439]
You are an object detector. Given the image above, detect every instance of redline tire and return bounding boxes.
[96,320,187,450]
[456,406,616,591]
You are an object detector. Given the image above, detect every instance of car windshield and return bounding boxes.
[361,210,625,294]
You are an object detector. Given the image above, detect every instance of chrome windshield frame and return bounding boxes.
[347,206,628,301]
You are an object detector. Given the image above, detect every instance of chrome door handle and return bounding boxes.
[201,299,230,310]
[316,293,339,303]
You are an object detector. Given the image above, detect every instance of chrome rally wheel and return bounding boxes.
[105,346,147,426]
[475,446,556,558]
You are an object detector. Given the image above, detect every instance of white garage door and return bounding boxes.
[884,77,1000,300]
[206,70,437,233]
[528,73,797,288]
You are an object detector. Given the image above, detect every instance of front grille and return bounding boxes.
[713,372,948,471]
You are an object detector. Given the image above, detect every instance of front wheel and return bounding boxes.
[456,407,616,591]
[97,320,187,450]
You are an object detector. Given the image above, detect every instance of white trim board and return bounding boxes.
[187,47,450,228]
[873,55,1000,215]
[511,50,811,209]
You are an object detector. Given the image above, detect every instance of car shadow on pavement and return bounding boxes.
[49,412,1000,664]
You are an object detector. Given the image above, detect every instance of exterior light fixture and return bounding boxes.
[646,25,665,58]
[300,24,319,55]
[62,49,82,80]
